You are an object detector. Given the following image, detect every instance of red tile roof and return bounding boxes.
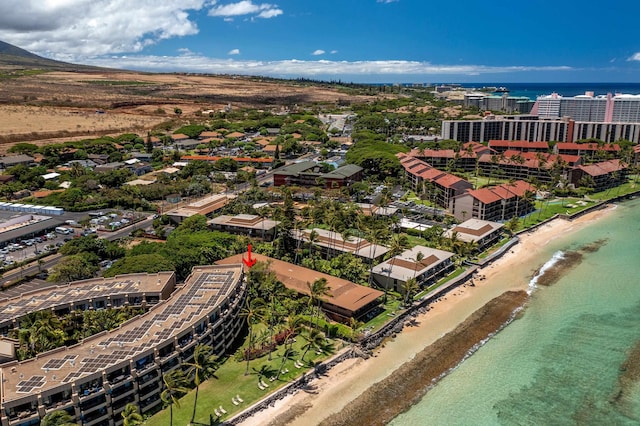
[488,140,549,150]
[555,142,620,152]
[576,159,626,176]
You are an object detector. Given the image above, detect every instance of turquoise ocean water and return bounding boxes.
[390,199,640,425]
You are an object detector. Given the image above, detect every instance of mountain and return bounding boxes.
[0,40,102,71]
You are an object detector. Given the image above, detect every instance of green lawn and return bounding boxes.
[145,335,342,426]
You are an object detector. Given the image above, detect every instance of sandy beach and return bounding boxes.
[237,206,616,426]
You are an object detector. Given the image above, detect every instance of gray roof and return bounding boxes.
[273,160,317,175]
[323,164,363,179]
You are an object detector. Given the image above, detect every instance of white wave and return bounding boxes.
[528,251,565,294]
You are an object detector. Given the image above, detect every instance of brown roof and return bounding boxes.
[466,187,502,204]
[217,254,383,314]
[489,140,549,149]
[576,159,626,176]
[556,142,620,152]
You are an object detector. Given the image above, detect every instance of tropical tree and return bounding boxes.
[185,344,219,423]
[401,277,419,307]
[121,403,143,426]
[41,410,78,426]
[300,328,327,361]
[241,298,266,375]
[275,347,298,380]
[161,369,189,426]
[306,278,332,329]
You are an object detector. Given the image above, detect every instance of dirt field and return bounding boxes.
[0,70,367,153]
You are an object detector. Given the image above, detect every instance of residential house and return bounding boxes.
[0,155,35,169]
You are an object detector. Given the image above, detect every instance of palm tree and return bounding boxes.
[121,403,143,426]
[185,344,219,424]
[275,347,298,380]
[401,277,419,307]
[413,251,424,281]
[307,229,320,269]
[41,410,77,426]
[240,298,266,375]
[382,233,410,302]
[161,369,189,426]
[300,328,327,361]
[306,278,332,329]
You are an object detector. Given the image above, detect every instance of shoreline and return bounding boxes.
[235,205,617,426]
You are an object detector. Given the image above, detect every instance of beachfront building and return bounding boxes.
[443,219,504,251]
[569,159,629,193]
[207,214,279,241]
[441,116,640,144]
[292,228,389,263]
[0,265,246,426]
[272,161,363,189]
[449,180,536,222]
[371,246,455,293]
[217,253,384,322]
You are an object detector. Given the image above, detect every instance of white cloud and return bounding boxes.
[228,48,241,55]
[80,55,573,78]
[330,50,338,54]
[377,0,399,3]
[0,0,206,58]
[627,53,640,61]
[312,50,325,56]
[208,1,283,19]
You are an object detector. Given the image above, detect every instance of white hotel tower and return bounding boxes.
[442,91,640,143]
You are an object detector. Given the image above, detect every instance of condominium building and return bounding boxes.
[291,228,389,263]
[371,246,455,292]
[443,219,504,251]
[441,116,640,143]
[449,180,536,222]
[0,265,246,426]
[532,92,640,123]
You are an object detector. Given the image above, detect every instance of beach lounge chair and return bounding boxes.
[232,397,239,406]
[214,409,221,417]
[258,383,265,390]
[219,406,227,415]
[237,395,244,403]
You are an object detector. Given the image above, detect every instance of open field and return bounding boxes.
[0,70,368,153]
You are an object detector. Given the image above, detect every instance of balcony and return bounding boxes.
[110,382,135,401]
[82,407,109,426]
[79,394,106,412]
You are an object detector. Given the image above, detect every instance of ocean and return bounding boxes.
[390,198,640,425]
[456,82,640,100]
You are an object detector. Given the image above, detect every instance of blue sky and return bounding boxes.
[0,0,639,83]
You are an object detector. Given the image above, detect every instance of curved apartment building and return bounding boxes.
[0,264,246,426]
